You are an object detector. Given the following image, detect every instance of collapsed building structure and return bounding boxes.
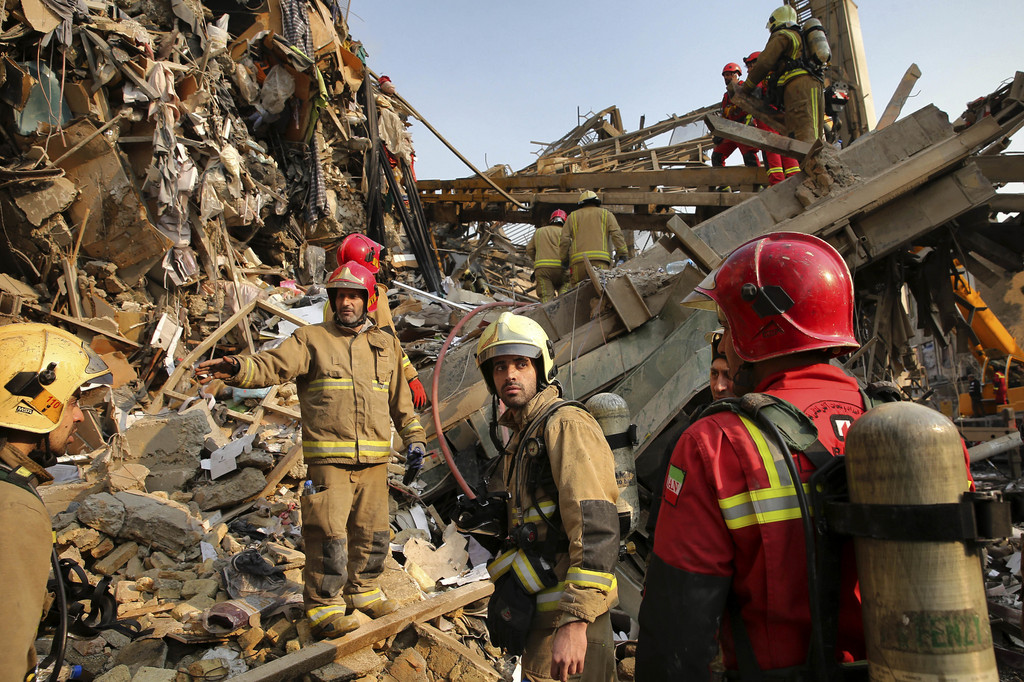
[0,0,1023,677]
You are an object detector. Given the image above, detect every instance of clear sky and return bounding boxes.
[350,1,1024,181]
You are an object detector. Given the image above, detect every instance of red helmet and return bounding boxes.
[327,260,378,312]
[336,233,383,273]
[722,62,742,76]
[744,51,761,66]
[549,209,567,225]
[682,232,859,363]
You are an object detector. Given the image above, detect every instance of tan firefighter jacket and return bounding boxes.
[526,224,565,269]
[230,319,424,464]
[559,205,628,267]
[489,385,620,628]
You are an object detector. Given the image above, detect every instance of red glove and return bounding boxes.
[408,377,427,408]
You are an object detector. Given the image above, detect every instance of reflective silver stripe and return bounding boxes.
[309,378,354,391]
[523,500,557,524]
[719,483,810,529]
[565,566,615,592]
[536,583,564,612]
[512,551,546,594]
[487,549,517,581]
[348,588,383,607]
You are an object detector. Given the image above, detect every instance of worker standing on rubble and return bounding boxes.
[474,312,619,682]
[527,210,570,302]
[743,51,801,185]
[636,233,872,680]
[0,323,113,680]
[993,369,1009,406]
[332,233,428,409]
[741,6,824,143]
[560,190,629,288]
[712,62,762,184]
[969,373,984,417]
[196,261,425,638]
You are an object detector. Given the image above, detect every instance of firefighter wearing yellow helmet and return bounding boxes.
[474,312,619,682]
[559,190,629,289]
[743,5,825,143]
[0,323,112,678]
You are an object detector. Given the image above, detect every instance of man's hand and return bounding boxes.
[194,357,240,385]
[550,620,588,682]
[403,442,425,485]
[408,377,427,408]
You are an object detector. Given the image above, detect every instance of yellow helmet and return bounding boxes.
[578,190,600,206]
[0,323,112,434]
[476,312,556,394]
[767,5,798,30]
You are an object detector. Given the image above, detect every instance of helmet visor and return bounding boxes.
[477,342,542,367]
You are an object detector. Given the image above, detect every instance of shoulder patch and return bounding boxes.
[664,465,686,506]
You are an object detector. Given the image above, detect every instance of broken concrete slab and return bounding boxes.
[123,408,211,492]
[114,491,204,556]
[192,466,267,510]
[77,491,126,536]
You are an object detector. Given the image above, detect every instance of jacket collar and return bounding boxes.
[0,441,52,484]
[497,384,562,432]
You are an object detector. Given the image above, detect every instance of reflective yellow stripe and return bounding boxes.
[307,605,346,626]
[512,552,547,594]
[348,588,383,607]
[536,582,564,612]
[372,381,389,392]
[719,483,810,529]
[767,166,783,174]
[236,357,257,387]
[569,251,612,266]
[522,500,557,524]
[309,378,354,391]
[737,414,789,488]
[534,258,562,268]
[399,421,422,438]
[784,166,801,176]
[488,549,517,581]
[302,440,392,458]
[565,566,616,592]
[401,355,412,369]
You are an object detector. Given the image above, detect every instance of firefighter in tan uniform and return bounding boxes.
[560,191,629,288]
[527,210,569,302]
[324,233,427,408]
[475,313,619,682]
[0,324,113,681]
[197,261,425,638]
[742,5,823,144]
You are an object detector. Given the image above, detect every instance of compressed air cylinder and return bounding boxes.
[844,402,997,682]
[585,392,639,537]
[802,18,832,65]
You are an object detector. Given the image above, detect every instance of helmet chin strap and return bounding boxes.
[335,312,367,328]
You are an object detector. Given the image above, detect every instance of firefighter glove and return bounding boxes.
[408,377,427,408]
[404,442,425,485]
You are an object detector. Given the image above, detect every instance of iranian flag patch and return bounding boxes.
[664,465,686,506]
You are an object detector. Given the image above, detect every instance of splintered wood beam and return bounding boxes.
[876,63,922,130]
[705,114,812,160]
[227,582,495,682]
[727,87,787,134]
[665,214,722,271]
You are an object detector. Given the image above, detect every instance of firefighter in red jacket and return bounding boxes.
[712,62,761,180]
[744,51,800,185]
[634,234,861,679]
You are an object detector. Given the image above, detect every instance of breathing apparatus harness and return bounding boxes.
[696,381,1011,682]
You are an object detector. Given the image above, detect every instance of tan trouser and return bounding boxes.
[301,463,389,609]
[0,483,51,681]
[569,260,610,287]
[521,611,617,682]
[783,75,824,144]
[534,266,567,302]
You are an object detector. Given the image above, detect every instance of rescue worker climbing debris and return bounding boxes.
[196,261,425,638]
[712,62,762,185]
[635,232,976,680]
[742,5,825,144]
[743,50,801,185]
[560,190,629,288]
[328,233,428,409]
[527,210,570,302]
[0,323,113,680]
[472,312,619,682]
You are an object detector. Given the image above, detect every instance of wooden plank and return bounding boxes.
[581,254,603,297]
[256,299,313,329]
[727,86,788,133]
[61,259,83,319]
[706,113,812,160]
[603,276,652,332]
[875,64,922,130]
[147,299,258,414]
[245,385,280,436]
[417,167,766,192]
[665,214,721,271]
[228,582,495,682]
[24,303,141,349]
[420,189,754,208]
